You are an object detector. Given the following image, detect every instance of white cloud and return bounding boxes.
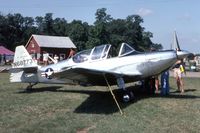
[178,13,191,21]
[191,38,200,43]
[136,8,153,17]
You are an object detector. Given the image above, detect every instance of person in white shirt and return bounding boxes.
[54,54,59,63]
[43,51,49,65]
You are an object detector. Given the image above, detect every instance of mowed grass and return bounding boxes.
[0,72,200,133]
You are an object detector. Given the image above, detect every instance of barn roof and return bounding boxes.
[0,46,14,55]
[26,34,76,48]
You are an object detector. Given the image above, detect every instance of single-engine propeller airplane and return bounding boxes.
[9,40,189,102]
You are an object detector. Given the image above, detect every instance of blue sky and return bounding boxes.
[1,0,200,53]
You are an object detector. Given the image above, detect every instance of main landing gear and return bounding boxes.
[26,83,37,91]
[117,77,135,102]
[103,75,135,115]
[122,90,134,103]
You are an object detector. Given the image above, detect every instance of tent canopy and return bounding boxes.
[0,46,14,55]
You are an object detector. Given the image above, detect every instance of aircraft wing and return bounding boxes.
[52,66,142,86]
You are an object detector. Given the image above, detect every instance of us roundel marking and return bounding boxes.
[45,68,54,79]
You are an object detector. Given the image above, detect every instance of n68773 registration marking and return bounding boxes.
[12,59,33,67]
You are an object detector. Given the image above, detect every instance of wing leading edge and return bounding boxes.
[52,67,142,86]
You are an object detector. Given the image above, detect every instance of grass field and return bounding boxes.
[0,72,200,133]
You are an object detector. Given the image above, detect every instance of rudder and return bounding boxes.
[12,45,37,68]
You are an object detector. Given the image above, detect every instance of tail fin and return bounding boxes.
[12,45,38,68]
[10,45,38,83]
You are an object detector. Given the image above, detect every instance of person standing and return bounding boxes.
[173,60,185,93]
[53,54,59,63]
[154,76,159,94]
[150,47,160,94]
[161,70,170,95]
[43,51,49,66]
[68,48,76,58]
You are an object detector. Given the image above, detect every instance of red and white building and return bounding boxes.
[25,34,76,63]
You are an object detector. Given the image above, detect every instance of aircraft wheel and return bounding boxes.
[26,83,33,91]
[26,86,32,91]
[122,91,134,103]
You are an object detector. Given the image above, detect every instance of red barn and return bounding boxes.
[25,34,76,63]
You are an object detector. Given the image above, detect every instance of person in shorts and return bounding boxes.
[173,60,185,93]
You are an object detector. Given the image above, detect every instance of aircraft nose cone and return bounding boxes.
[176,50,191,59]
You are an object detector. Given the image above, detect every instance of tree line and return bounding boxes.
[0,8,162,52]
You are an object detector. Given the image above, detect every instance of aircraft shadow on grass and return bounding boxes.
[17,85,200,114]
[17,86,63,93]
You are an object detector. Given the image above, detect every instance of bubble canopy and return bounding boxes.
[72,43,135,63]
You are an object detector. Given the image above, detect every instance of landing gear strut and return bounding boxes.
[117,77,134,102]
[103,75,135,115]
[26,83,37,91]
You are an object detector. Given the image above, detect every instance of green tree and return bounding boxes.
[0,13,8,45]
[87,8,112,48]
[21,17,37,45]
[0,9,163,52]
[94,8,112,24]
[123,15,144,50]
[35,16,44,34]
[3,13,25,49]
[53,18,68,36]
[68,20,89,51]
[43,13,54,35]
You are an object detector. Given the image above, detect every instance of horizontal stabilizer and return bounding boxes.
[9,66,38,73]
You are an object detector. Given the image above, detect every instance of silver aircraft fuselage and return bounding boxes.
[38,50,178,85]
[10,43,189,86]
